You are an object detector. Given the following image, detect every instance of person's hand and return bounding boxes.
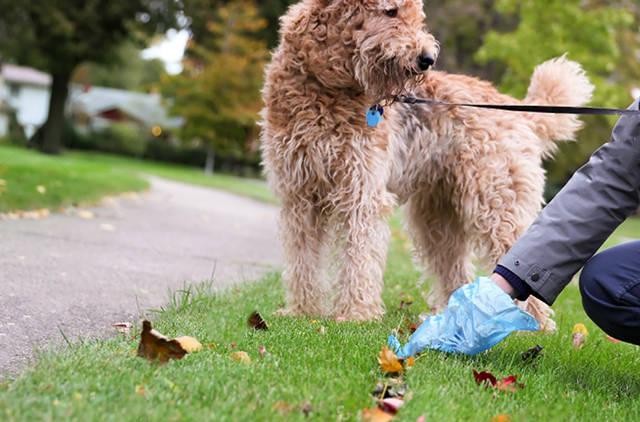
[388,277,539,358]
[491,273,517,298]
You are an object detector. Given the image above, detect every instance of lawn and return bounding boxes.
[0,145,274,213]
[1,214,639,421]
[0,145,148,213]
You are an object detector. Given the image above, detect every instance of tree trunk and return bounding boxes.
[40,70,72,155]
[204,146,215,175]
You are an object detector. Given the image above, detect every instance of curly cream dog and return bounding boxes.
[260,0,593,323]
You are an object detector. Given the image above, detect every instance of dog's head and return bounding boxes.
[279,0,439,100]
[353,0,439,100]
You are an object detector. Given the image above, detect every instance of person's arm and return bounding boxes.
[497,99,640,304]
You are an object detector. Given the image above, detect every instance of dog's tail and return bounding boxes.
[524,55,594,156]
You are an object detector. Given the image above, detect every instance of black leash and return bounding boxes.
[395,95,640,116]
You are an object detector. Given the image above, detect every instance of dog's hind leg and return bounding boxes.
[405,189,474,313]
[278,199,327,317]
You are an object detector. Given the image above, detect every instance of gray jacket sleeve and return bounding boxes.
[498,99,640,305]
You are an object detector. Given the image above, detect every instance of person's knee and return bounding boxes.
[579,253,611,325]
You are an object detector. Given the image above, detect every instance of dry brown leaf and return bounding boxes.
[113,322,132,334]
[137,320,187,363]
[378,346,403,374]
[230,351,251,364]
[258,345,267,357]
[248,311,269,330]
[362,407,394,422]
[272,401,295,415]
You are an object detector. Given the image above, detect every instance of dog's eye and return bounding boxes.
[384,8,398,18]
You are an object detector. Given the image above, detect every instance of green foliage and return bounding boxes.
[72,42,167,92]
[476,0,637,193]
[163,1,268,158]
[94,123,148,158]
[0,0,181,153]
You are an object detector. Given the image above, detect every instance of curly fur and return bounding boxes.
[260,0,594,322]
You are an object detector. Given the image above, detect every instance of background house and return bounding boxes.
[68,86,182,138]
[0,64,51,138]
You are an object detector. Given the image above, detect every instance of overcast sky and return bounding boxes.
[141,29,190,74]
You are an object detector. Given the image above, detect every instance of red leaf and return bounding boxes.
[473,370,497,386]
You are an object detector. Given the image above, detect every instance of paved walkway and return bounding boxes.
[0,177,282,378]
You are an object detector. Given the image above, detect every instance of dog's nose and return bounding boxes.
[417,53,435,71]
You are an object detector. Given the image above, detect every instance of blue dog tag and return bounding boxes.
[366,105,384,128]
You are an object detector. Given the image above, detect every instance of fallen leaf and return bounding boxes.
[100,223,115,232]
[113,322,132,334]
[230,351,251,364]
[135,385,146,396]
[405,357,416,368]
[36,185,46,194]
[175,336,202,353]
[362,407,394,422]
[378,346,403,374]
[473,370,523,393]
[379,397,404,414]
[230,342,237,349]
[318,325,326,335]
[248,311,268,330]
[495,376,524,393]
[408,322,418,334]
[492,415,511,422]
[77,210,95,219]
[399,294,414,309]
[301,401,313,417]
[371,380,407,400]
[521,345,544,363]
[572,324,589,349]
[473,370,497,387]
[258,345,267,357]
[137,320,187,363]
[272,401,295,415]
[605,335,621,344]
[205,343,217,350]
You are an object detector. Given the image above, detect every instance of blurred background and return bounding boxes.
[0,0,638,197]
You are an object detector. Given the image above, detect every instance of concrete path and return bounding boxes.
[0,177,282,379]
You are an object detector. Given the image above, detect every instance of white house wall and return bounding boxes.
[7,84,50,138]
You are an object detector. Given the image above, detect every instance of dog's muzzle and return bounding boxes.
[417,53,435,71]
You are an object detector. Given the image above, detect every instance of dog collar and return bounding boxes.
[366,104,384,127]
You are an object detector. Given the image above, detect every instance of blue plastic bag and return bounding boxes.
[388,277,539,358]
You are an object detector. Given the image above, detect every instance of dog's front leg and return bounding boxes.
[278,199,327,317]
[332,191,393,321]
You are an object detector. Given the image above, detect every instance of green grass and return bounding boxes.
[0,146,148,213]
[1,216,639,421]
[0,145,275,213]
[69,151,276,205]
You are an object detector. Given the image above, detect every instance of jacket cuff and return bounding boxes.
[493,265,532,301]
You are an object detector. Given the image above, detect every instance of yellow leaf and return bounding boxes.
[135,385,146,396]
[572,323,588,336]
[378,346,403,374]
[362,407,394,422]
[175,336,203,353]
[230,351,251,364]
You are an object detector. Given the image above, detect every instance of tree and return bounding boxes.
[181,0,295,48]
[72,42,167,93]
[163,1,268,174]
[0,0,180,154]
[475,0,636,195]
